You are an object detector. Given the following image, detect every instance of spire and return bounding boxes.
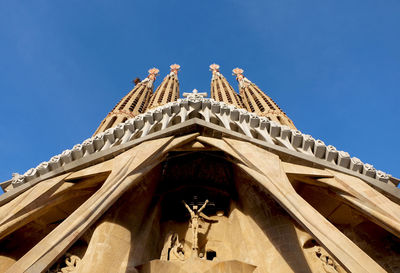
[233,68,296,129]
[146,64,180,110]
[146,67,160,86]
[93,68,159,135]
[209,64,244,108]
[169,63,180,75]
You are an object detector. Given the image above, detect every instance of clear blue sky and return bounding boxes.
[1,1,399,194]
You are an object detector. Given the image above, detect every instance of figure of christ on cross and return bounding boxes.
[182,199,213,257]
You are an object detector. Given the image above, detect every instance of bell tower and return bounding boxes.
[147,64,180,110]
[209,64,244,108]
[93,68,159,135]
[233,67,296,129]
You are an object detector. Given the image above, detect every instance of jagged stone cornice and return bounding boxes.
[7,97,398,193]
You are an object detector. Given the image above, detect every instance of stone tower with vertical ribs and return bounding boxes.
[233,67,296,129]
[147,64,180,110]
[210,64,244,109]
[1,64,400,273]
[93,68,159,135]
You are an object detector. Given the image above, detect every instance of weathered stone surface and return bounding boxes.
[1,131,400,273]
[1,68,400,273]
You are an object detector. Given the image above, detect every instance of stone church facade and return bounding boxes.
[0,64,399,273]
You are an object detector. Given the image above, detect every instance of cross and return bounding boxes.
[182,89,207,99]
[187,196,215,208]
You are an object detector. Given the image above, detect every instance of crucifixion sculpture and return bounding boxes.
[182,199,213,257]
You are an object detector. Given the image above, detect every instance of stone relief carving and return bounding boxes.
[183,199,209,257]
[160,233,173,261]
[182,199,218,257]
[316,247,339,273]
[169,233,185,261]
[48,253,81,273]
[301,235,342,273]
[161,232,186,261]
[171,241,185,261]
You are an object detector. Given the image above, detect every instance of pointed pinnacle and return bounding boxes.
[209,63,220,73]
[232,68,244,81]
[170,64,181,74]
[147,68,160,80]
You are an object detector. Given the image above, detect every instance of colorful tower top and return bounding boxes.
[147,67,159,81]
[210,63,220,74]
[209,64,244,108]
[233,67,296,129]
[147,64,180,109]
[169,64,180,75]
[93,68,159,135]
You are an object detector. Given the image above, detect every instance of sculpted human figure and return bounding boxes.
[171,242,185,261]
[167,233,185,261]
[182,199,210,256]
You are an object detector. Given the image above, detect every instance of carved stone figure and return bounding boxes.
[56,254,81,273]
[171,242,185,261]
[169,233,185,261]
[182,199,211,257]
[316,247,339,273]
[160,232,186,261]
[160,232,174,260]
